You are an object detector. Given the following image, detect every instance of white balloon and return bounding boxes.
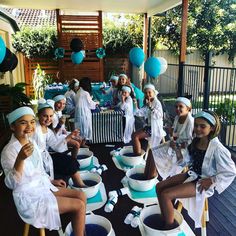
[157,57,168,74]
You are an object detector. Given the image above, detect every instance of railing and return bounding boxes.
[158,64,236,151]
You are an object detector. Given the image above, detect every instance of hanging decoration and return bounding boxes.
[96,48,106,59]
[54,47,65,59]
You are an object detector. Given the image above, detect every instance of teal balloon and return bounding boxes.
[129,47,145,68]
[71,51,84,64]
[144,57,161,79]
[0,36,6,64]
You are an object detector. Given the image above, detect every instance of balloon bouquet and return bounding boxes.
[69,38,106,65]
[129,46,168,80]
[70,38,85,64]
[0,36,18,73]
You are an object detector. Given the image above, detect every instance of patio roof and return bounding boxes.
[0,0,181,16]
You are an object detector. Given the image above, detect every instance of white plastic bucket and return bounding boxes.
[140,205,184,236]
[126,166,158,192]
[69,172,101,198]
[120,146,145,166]
[65,214,115,236]
[77,148,93,168]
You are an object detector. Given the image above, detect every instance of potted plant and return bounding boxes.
[215,98,236,146]
[0,83,31,110]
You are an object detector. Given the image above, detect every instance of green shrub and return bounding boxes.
[12,26,57,58]
[215,98,236,123]
[0,83,31,109]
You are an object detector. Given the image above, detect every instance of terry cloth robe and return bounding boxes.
[118,96,135,143]
[1,135,60,230]
[33,122,68,179]
[152,112,194,179]
[74,87,97,140]
[180,137,236,228]
[52,110,68,137]
[135,97,166,148]
[64,89,76,115]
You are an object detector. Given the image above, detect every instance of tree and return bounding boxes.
[153,0,236,62]
[103,14,143,55]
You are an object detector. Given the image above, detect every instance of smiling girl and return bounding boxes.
[145,97,194,179]
[156,110,236,230]
[1,107,86,236]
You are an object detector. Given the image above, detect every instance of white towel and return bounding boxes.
[109,187,129,198]
[124,206,142,225]
[104,196,118,213]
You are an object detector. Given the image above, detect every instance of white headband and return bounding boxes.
[194,111,216,126]
[119,74,128,79]
[53,95,66,103]
[38,98,55,111]
[176,97,191,108]
[7,107,35,125]
[144,83,159,95]
[110,75,119,81]
[122,86,131,93]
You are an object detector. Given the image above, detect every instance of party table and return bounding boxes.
[44,82,112,105]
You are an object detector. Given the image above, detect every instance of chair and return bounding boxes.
[177,198,209,236]
[23,223,45,236]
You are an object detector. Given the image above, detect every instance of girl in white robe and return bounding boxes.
[132,84,166,155]
[1,107,86,236]
[118,85,135,144]
[100,75,119,106]
[74,77,99,143]
[156,110,236,230]
[146,97,194,179]
[50,96,80,158]
[52,95,68,136]
[64,79,79,116]
[34,101,85,187]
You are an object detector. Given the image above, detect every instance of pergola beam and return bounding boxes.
[178,0,188,96]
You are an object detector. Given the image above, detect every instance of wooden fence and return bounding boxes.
[24,57,59,97]
[24,55,130,97]
[57,11,104,82]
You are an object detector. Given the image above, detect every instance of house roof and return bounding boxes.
[0,7,19,31]
[0,0,181,16]
[3,8,56,28]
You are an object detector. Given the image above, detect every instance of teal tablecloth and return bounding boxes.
[44,83,112,106]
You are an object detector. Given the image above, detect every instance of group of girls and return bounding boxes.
[1,74,236,234]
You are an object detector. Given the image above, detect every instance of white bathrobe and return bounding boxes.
[52,110,68,137]
[135,97,166,148]
[181,137,236,228]
[152,112,194,179]
[33,122,68,179]
[118,96,135,143]
[64,89,76,114]
[74,88,97,140]
[1,135,61,230]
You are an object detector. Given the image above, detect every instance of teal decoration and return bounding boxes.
[54,47,65,59]
[144,57,161,79]
[129,47,145,68]
[96,48,106,59]
[0,36,6,64]
[71,51,84,64]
